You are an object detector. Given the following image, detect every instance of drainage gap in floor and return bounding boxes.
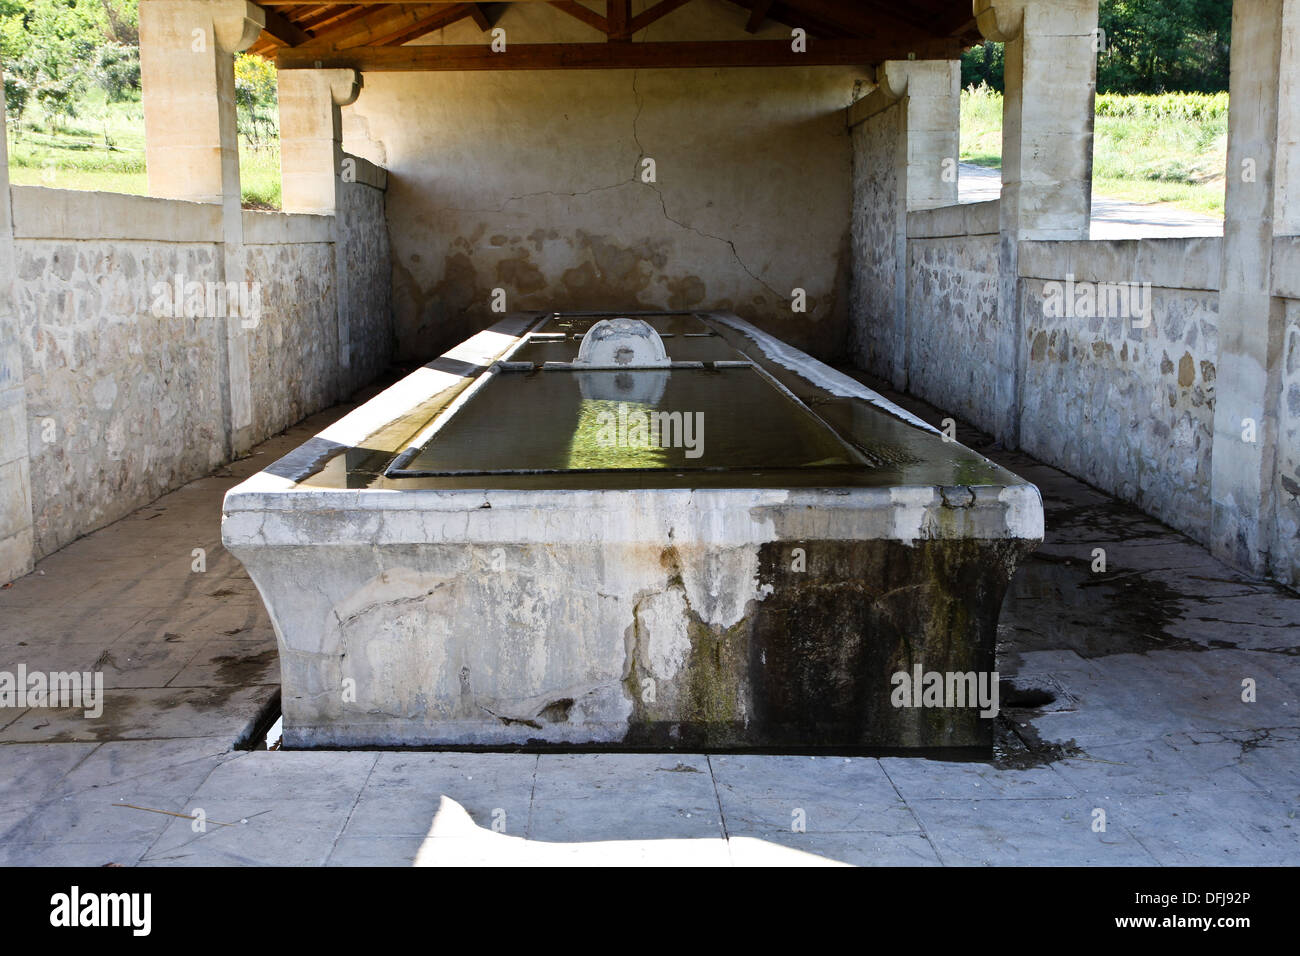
[234,689,282,751]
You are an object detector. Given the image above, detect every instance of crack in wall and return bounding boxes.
[628,70,784,301]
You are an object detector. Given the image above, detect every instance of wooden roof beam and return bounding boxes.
[607,0,630,40]
[548,1,608,33]
[277,35,963,70]
[629,0,693,34]
[256,2,312,42]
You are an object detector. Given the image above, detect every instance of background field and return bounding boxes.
[961,85,1228,218]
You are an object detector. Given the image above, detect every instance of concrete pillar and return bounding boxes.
[279,69,362,389]
[976,0,1099,446]
[1209,0,1299,574]
[140,0,264,455]
[977,0,1099,241]
[850,60,962,213]
[278,69,361,216]
[0,66,35,584]
[847,60,960,389]
[139,0,264,203]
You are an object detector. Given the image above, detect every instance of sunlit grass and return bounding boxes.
[5,89,282,208]
[960,84,1227,218]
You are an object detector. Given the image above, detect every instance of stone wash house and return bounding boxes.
[0,0,1298,867]
[3,0,1298,592]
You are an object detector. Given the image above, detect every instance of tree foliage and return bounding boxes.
[2,0,133,123]
[963,0,1233,95]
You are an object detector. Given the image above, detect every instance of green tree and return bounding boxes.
[963,0,1232,95]
[235,52,277,146]
[1098,0,1231,93]
[93,38,137,100]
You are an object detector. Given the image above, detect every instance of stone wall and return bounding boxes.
[847,103,903,380]
[338,175,393,392]
[904,207,1001,434]
[849,188,1226,546]
[1273,245,1300,586]
[242,217,340,447]
[846,178,1300,588]
[1017,240,1222,540]
[1,182,391,575]
[341,0,866,363]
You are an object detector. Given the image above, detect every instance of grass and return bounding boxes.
[5,88,282,208]
[960,84,1227,218]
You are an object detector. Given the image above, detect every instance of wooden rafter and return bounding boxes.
[606,0,630,40]
[629,0,693,34]
[251,1,978,65]
[778,0,926,39]
[547,1,607,33]
[745,0,773,33]
[356,3,478,46]
[276,35,962,70]
[259,3,304,36]
[547,0,692,37]
[294,5,353,29]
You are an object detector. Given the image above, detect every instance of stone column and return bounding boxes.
[278,69,361,216]
[139,0,264,203]
[139,0,264,455]
[847,60,960,389]
[0,66,35,584]
[279,68,362,391]
[848,60,962,213]
[1209,0,1299,574]
[976,0,1099,445]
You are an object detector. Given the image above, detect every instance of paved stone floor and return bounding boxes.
[0,380,1296,866]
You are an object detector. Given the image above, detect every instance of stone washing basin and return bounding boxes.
[221,311,1043,751]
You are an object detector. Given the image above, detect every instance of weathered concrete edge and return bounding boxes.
[221,310,1045,546]
[1274,236,1300,299]
[222,484,1044,546]
[705,311,942,434]
[242,209,333,245]
[245,312,544,486]
[907,200,1000,239]
[12,185,223,242]
[1018,236,1225,291]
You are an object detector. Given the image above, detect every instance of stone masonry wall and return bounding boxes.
[4,184,392,571]
[847,104,903,379]
[904,233,1002,434]
[1273,296,1300,585]
[14,234,229,557]
[1018,280,1219,539]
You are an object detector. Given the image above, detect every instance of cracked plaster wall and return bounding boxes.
[340,0,867,362]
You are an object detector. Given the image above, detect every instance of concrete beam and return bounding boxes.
[277,68,363,389]
[140,0,267,456]
[876,60,962,213]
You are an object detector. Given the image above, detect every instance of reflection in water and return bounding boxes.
[566,399,672,470]
[396,367,857,475]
